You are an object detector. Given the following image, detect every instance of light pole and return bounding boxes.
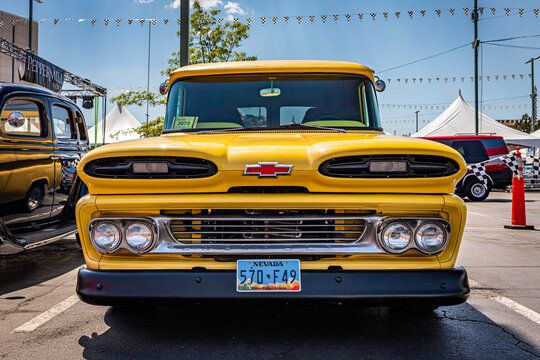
[28,0,42,53]
[472,0,480,134]
[180,0,189,67]
[415,110,420,132]
[525,56,539,132]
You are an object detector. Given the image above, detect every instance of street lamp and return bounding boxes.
[525,55,539,133]
[28,0,43,54]
[415,110,420,132]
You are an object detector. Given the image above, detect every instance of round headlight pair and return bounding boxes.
[380,221,446,254]
[92,221,153,253]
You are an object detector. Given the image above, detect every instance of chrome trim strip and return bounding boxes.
[87,215,451,255]
[24,229,78,250]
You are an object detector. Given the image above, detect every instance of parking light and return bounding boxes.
[369,161,408,173]
[132,162,169,174]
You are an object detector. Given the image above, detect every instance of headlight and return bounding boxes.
[125,222,154,252]
[381,222,412,253]
[93,222,121,252]
[415,223,447,254]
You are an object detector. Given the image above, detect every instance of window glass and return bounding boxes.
[1,99,43,137]
[75,111,87,140]
[451,140,489,163]
[52,105,76,140]
[280,106,311,125]
[237,107,267,128]
[165,74,381,131]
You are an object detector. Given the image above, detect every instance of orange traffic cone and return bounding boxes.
[505,147,534,230]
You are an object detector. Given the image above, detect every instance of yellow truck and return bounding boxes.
[75,61,469,309]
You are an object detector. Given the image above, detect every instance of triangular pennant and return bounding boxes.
[491,8,496,15]
[321,15,327,23]
[534,9,539,17]
[0,21,3,28]
[12,19,17,26]
[177,19,181,25]
[370,13,376,20]
[408,11,413,18]
[478,7,484,15]
[151,19,157,26]
[296,16,302,24]
[382,13,388,20]
[218,18,224,25]
[246,17,252,25]
[260,17,266,25]
[421,10,426,17]
[449,9,455,16]
[163,19,169,25]
[91,19,96,26]
[139,19,145,26]
[309,15,315,24]
[345,14,351,22]
[40,18,46,23]
[104,19,109,26]
[53,18,59,25]
[395,12,400,19]
[518,9,524,17]
[233,18,238,24]
[271,17,277,25]
[358,14,364,21]
[504,8,510,16]
[115,19,121,26]
[333,14,339,22]
[495,75,499,80]
[128,19,133,25]
[284,16,289,24]
[463,8,469,16]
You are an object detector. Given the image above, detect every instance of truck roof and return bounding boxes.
[170,60,375,81]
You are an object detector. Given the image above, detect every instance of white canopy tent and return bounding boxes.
[88,104,141,145]
[412,92,540,148]
[532,128,540,138]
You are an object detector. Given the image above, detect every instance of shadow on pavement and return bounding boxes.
[0,238,83,296]
[78,302,538,360]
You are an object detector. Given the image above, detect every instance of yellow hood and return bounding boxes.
[77,130,466,195]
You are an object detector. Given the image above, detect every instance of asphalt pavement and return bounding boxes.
[1,191,539,359]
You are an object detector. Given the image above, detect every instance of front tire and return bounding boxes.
[24,183,44,212]
[464,180,489,201]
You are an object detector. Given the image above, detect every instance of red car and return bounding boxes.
[422,135,512,201]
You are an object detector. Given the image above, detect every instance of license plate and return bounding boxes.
[236,259,301,292]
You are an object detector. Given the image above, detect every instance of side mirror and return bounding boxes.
[4,112,26,128]
[159,82,169,95]
[374,77,386,92]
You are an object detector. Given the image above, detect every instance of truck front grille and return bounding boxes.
[167,210,366,245]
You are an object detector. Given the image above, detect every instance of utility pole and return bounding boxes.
[472,0,479,134]
[415,110,420,132]
[180,0,189,67]
[525,56,539,133]
[28,0,33,53]
[146,21,152,136]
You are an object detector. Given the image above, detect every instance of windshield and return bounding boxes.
[163,74,381,132]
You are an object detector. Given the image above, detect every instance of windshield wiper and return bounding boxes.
[194,123,347,134]
[265,123,347,133]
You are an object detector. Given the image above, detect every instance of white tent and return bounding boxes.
[88,104,141,145]
[532,128,540,138]
[413,92,540,147]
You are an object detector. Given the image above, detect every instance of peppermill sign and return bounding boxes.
[22,52,65,92]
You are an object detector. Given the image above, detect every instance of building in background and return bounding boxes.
[0,11,38,84]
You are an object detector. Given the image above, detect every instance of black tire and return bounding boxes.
[464,180,489,201]
[24,183,44,212]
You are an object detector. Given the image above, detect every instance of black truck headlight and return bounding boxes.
[415,223,447,254]
[381,222,412,253]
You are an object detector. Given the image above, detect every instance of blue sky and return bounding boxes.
[2,0,539,135]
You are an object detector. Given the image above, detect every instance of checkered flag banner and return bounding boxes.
[468,162,489,187]
[502,154,519,174]
[532,156,540,179]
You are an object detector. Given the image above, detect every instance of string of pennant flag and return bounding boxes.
[380,104,529,111]
[0,7,538,28]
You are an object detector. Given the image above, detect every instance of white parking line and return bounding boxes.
[470,279,540,327]
[11,295,79,333]
[467,211,508,222]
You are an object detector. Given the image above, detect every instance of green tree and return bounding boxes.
[110,1,257,138]
[514,113,532,133]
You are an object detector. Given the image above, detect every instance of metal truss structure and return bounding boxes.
[0,37,107,97]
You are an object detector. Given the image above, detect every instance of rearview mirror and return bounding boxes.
[374,77,386,92]
[5,112,26,128]
[159,82,169,95]
[260,88,281,97]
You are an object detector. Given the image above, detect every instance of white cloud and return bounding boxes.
[135,0,155,3]
[224,1,245,15]
[166,0,223,10]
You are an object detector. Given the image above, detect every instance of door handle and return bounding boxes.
[50,156,60,160]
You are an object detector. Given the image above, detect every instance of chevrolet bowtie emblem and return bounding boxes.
[244,162,293,177]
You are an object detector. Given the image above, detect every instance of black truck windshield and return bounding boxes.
[163,74,381,132]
